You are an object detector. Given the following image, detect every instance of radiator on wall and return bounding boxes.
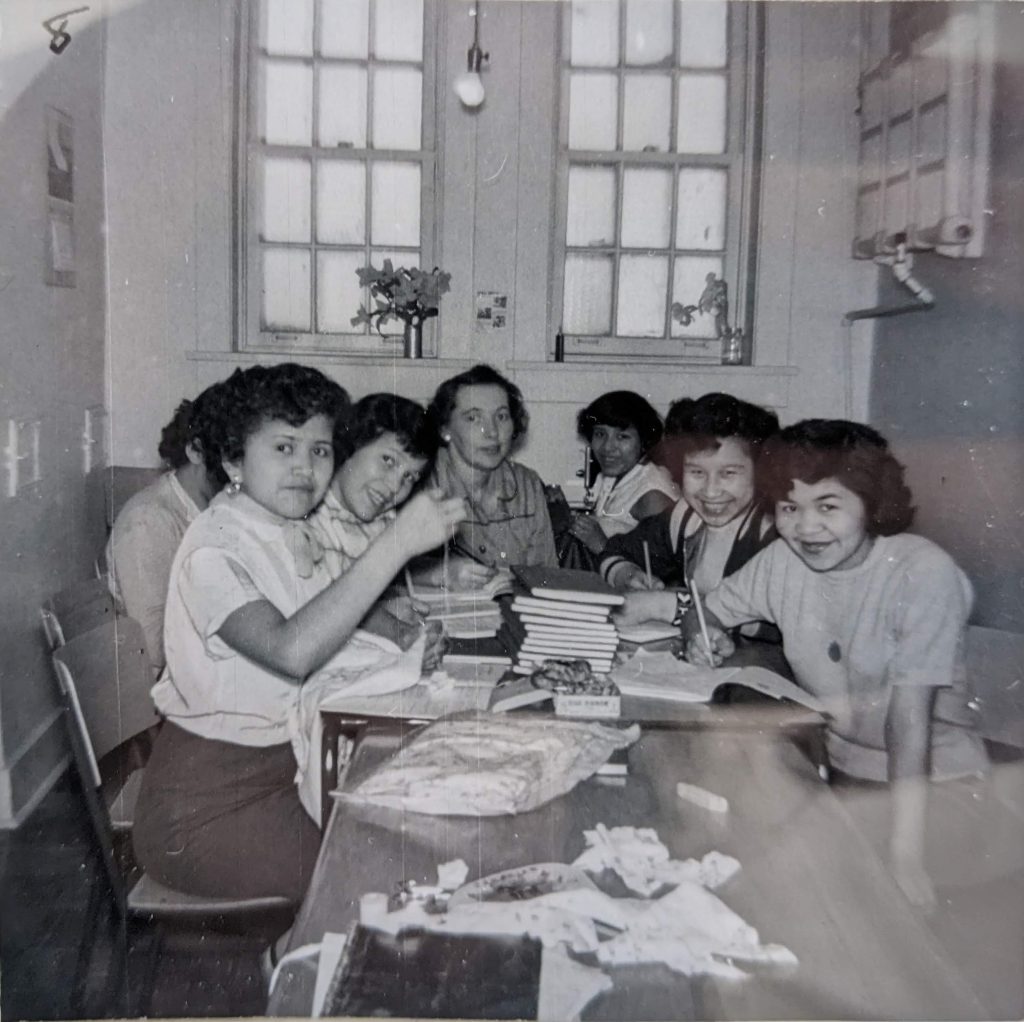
[854,3,994,261]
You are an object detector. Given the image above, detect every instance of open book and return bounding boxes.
[609,652,827,713]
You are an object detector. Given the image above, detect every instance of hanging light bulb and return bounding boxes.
[454,4,488,109]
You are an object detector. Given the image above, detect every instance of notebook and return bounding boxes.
[322,924,542,1019]
[513,566,625,607]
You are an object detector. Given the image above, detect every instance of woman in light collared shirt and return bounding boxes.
[424,364,557,581]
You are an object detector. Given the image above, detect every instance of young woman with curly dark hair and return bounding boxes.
[106,383,228,670]
[133,365,466,903]
[619,419,987,907]
[601,392,779,594]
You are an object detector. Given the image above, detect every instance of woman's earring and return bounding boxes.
[442,434,451,443]
[227,476,242,496]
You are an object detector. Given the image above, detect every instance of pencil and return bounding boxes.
[642,541,653,588]
[690,581,714,662]
[404,567,417,600]
[442,544,451,618]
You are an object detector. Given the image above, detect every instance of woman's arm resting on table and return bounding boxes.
[886,684,937,909]
[217,492,466,679]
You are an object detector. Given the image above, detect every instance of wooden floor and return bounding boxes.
[1,750,1022,1020]
[0,774,273,1020]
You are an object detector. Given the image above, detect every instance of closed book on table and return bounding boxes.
[510,597,612,621]
[513,566,625,607]
[323,924,542,1019]
[487,675,554,712]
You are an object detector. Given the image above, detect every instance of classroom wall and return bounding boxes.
[870,4,1024,633]
[0,6,108,825]
[103,0,876,486]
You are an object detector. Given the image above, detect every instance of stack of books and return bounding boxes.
[499,567,624,675]
[416,574,512,638]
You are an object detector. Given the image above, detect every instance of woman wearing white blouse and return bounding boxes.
[570,391,679,556]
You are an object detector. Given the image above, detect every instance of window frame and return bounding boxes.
[234,0,443,355]
[551,0,763,363]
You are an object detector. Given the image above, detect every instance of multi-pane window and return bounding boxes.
[240,0,436,351]
[557,0,757,362]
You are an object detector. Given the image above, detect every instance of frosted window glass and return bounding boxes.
[569,73,619,150]
[887,119,911,178]
[857,188,880,241]
[262,158,311,242]
[861,78,885,131]
[671,255,722,337]
[317,251,365,332]
[675,168,726,250]
[915,45,948,106]
[320,0,369,58]
[621,168,672,248]
[372,68,422,150]
[316,161,365,243]
[570,0,619,67]
[859,132,882,188]
[890,58,913,118]
[617,255,668,336]
[915,169,943,229]
[625,0,673,65]
[675,73,726,154]
[566,166,616,247]
[678,1,727,69]
[863,4,890,71]
[370,250,418,334]
[371,162,421,246]
[917,102,946,166]
[622,74,670,152]
[373,0,424,61]
[263,61,313,146]
[885,178,908,235]
[262,249,311,331]
[563,254,613,334]
[318,66,367,148]
[263,0,313,56]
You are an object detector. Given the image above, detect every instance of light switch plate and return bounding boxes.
[5,418,42,497]
[82,405,107,475]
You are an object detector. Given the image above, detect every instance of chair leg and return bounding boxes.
[72,879,106,1014]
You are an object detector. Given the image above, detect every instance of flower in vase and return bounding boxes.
[350,260,451,335]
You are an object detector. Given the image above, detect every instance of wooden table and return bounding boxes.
[272,725,985,1020]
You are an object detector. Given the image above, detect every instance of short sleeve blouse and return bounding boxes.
[153,492,335,747]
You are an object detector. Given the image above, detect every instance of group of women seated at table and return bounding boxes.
[107,360,986,916]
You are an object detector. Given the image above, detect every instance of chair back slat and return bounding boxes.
[52,617,158,763]
[42,577,117,651]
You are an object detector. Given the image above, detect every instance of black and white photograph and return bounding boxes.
[1,1,1022,1020]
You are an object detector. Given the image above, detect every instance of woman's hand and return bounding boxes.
[445,556,498,592]
[890,853,936,911]
[381,594,429,625]
[612,590,677,629]
[684,626,735,667]
[395,490,468,558]
[614,563,665,592]
[569,513,608,555]
[421,621,446,672]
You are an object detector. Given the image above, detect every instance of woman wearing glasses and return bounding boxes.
[423,364,557,582]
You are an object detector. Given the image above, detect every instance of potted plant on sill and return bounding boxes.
[351,260,451,359]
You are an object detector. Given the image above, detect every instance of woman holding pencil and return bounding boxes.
[601,393,779,594]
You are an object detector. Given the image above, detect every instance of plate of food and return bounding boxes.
[448,862,598,909]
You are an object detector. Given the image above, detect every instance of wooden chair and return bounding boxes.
[40,577,117,651]
[52,618,293,1015]
[100,465,164,532]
